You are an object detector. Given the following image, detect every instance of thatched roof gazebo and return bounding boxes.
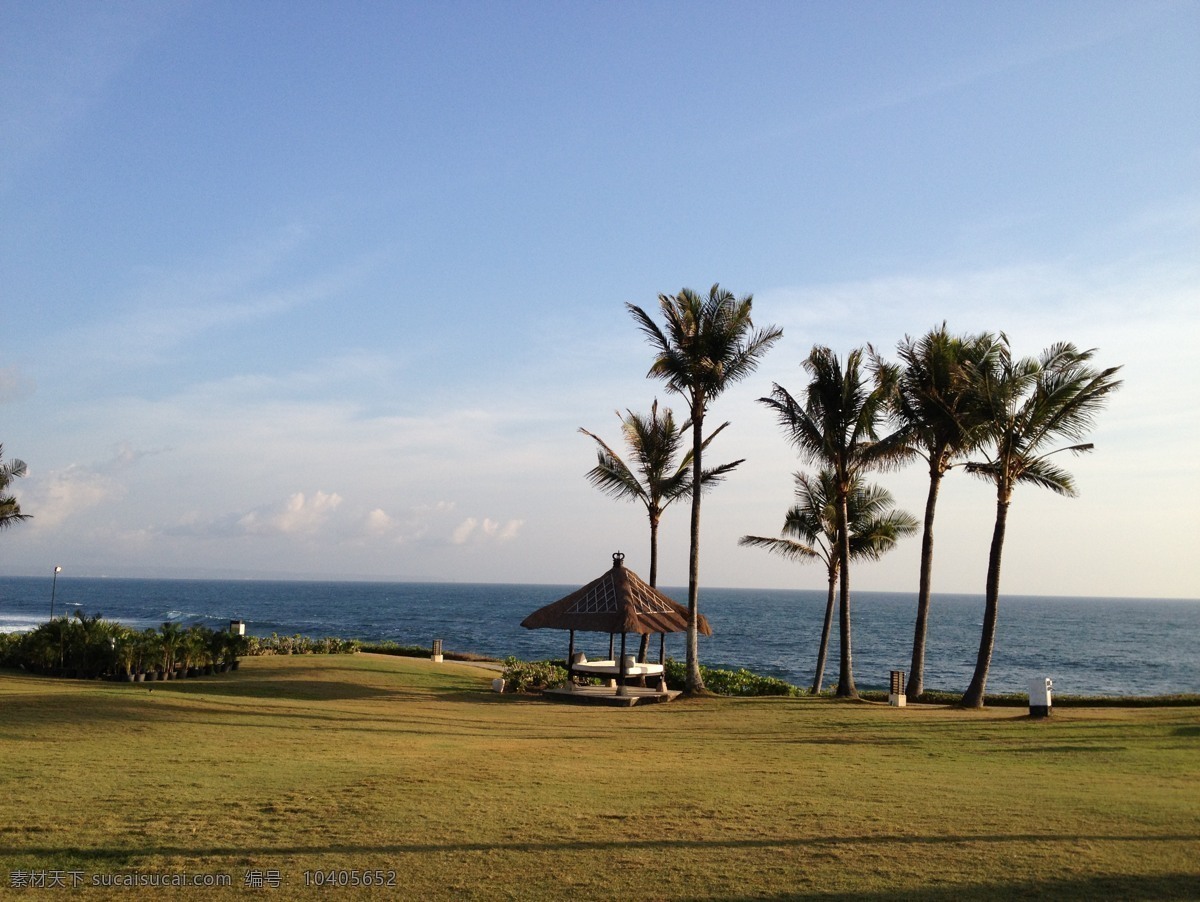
[521,552,710,699]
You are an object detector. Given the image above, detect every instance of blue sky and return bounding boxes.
[2,1,1197,598]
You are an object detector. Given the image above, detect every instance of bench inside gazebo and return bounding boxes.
[520,552,711,707]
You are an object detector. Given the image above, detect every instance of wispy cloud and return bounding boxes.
[452,517,524,545]
[0,3,188,192]
[19,443,155,529]
[749,3,1178,149]
[64,226,362,370]
[237,491,344,537]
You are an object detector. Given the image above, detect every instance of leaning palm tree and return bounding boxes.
[0,445,31,531]
[580,401,743,661]
[759,346,910,697]
[628,285,782,692]
[960,338,1122,708]
[884,326,999,698]
[741,470,917,694]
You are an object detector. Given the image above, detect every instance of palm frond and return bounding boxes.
[633,286,781,406]
[1016,456,1079,496]
[737,535,822,563]
[0,445,31,529]
[849,510,920,561]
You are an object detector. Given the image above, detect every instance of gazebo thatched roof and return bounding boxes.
[521,553,712,636]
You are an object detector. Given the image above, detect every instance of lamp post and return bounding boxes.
[49,565,62,620]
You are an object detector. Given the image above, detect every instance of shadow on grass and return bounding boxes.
[720,873,1200,901]
[8,837,1198,902]
[9,831,1197,864]
[142,679,397,702]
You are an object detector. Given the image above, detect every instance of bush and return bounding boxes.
[0,632,22,669]
[500,657,568,693]
[663,658,803,697]
[359,642,432,658]
[0,614,246,679]
[244,634,360,656]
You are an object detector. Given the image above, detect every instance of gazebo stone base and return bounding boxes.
[542,685,681,707]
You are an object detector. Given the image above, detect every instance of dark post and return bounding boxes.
[617,632,628,696]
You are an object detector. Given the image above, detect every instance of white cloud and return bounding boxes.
[17,443,156,530]
[482,518,524,541]
[453,516,524,545]
[238,490,343,537]
[363,508,394,535]
[452,517,478,545]
[24,464,118,530]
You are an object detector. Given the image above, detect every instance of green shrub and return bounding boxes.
[244,633,360,656]
[358,642,501,664]
[0,632,21,668]
[358,642,431,658]
[0,614,248,678]
[500,657,568,693]
[663,658,803,697]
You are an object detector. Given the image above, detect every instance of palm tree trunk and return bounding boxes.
[962,492,1010,708]
[641,512,661,664]
[836,492,857,698]
[907,465,942,698]
[685,411,705,693]
[811,563,837,695]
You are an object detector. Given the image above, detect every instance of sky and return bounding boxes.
[2,1,1197,599]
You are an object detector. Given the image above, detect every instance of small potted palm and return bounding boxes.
[225,633,248,671]
[210,631,230,673]
[158,622,182,679]
[114,631,136,682]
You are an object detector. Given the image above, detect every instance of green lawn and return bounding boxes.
[2,654,1197,900]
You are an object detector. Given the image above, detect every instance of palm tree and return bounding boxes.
[740,470,917,694]
[884,326,999,698]
[158,622,184,678]
[759,346,910,697]
[628,285,782,692]
[0,445,31,531]
[580,401,743,661]
[960,338,1122,708]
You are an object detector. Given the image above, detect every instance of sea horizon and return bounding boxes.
[2,575,1197,697]
[3,570,1197,605]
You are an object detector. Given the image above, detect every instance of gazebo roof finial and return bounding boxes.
[612,551,625,568]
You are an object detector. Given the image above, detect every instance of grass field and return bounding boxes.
[2,654,1197,900]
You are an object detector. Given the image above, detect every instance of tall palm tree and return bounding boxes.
[0,445,31,531]
[628,285,782,692]
[960,338,1122,708]
[885,326,999,698]
[759,346,910,697]
[580,402,743,661]
[740,470,917,694]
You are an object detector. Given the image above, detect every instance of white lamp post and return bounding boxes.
[49,565,62,620]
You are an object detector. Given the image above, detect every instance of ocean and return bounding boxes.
[1,576,1197,697]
